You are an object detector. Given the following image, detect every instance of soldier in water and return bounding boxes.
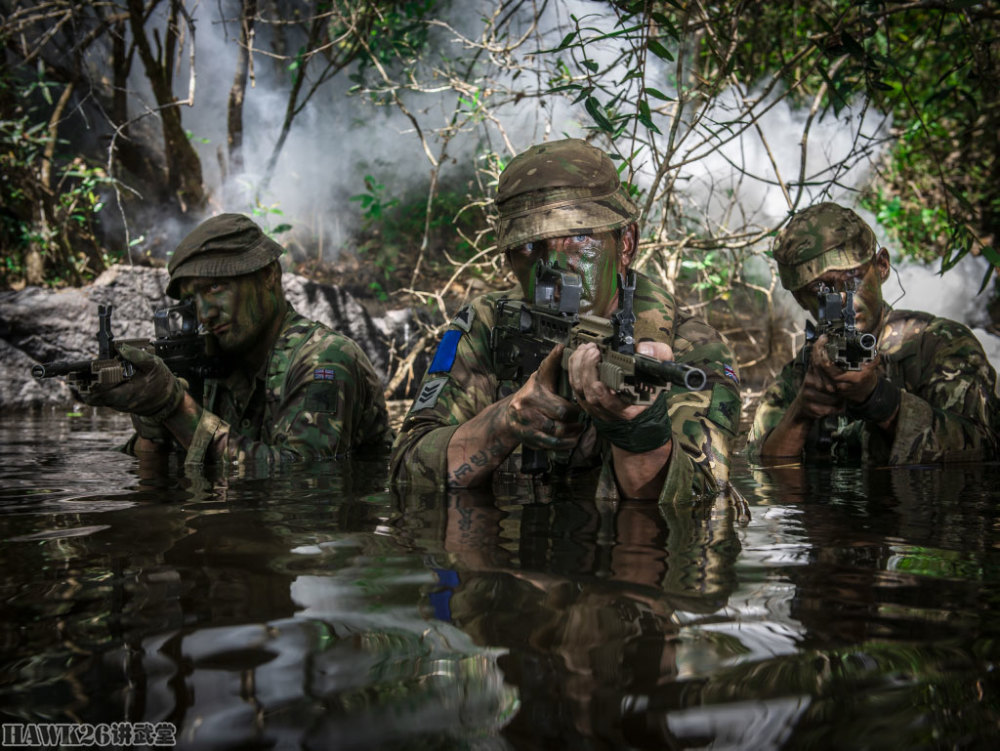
[748,202,998,464]
[83,214,393,468]
[390,139,742,503]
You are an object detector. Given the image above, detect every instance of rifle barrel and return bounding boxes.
[636,356,707,391]
[31,360,93,379]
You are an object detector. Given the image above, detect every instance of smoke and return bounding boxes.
[96,0,999,375]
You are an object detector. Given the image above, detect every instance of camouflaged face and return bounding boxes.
[390,273,743,504]
[167,214,285,299]
[495,138,639,253]
[747,305,999,464]
[773,202,876,291]
[184,304,393,468]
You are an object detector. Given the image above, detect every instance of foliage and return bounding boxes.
[0,70,116,287]
[2,0,998,322]
[350,172,491,301]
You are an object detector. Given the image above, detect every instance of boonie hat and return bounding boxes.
[494,138,639,252]
[166,214,285,298]
[773,202,876,291]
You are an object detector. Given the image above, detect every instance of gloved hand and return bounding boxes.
[83,344,185,422]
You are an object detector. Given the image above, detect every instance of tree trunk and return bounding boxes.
[227,0,257,177]
[126,0,206,212]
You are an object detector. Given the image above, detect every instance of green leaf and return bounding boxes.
[974,241,1000,265]
[645,87,674,101]
[558,31,577,50]
[638,100,662,134]
[977,260,996,295]
[841,32,866,60]
[272,223,292,233]
[647,39,674,62]
[650,12,680,40]
[584,96,614,133]
[582,59,599,72]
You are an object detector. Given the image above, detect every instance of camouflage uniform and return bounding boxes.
[748,201,999,464]
[122,213,393,467]
[747,304,999,463]
[390,273,743,504]
[183,302,393,467]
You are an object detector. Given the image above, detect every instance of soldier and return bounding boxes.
[390,139,742,502]
[83,213,393,468]
[748,202,999,464]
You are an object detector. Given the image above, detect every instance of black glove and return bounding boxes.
[83,344,185,422]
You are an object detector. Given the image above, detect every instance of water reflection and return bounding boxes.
[1,414,999,748]
[390,486,744,748]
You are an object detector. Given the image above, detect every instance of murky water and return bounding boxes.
[1,413,999,749]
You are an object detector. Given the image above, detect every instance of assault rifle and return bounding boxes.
[491,260,705,473]
[804,282,877,371]
[32,300,227,399]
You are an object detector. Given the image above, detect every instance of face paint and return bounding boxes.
[794,258,885,333]
[509,231,623,316]
[180,269,281,356]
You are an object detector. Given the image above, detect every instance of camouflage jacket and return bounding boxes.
[747,305,999,464]
[183,304,393,467]
[390,273,743,503]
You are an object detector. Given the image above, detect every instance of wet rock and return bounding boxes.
[0,265,424,410]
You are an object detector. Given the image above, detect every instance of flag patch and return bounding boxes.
[723,364,739,384]
[313,368,338,381]
[429,329,463,373]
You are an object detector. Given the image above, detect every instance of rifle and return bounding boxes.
[32,300,227,399]
[490,260,705,473]
[803,282,877,371]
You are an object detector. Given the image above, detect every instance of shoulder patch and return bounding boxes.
[723,363,739,384]
[412,377,448,411]
[451,305,475,332]
[313,367,338,381]
[303,381,338,414]
[706,384,739,434]
[429,329,463,374]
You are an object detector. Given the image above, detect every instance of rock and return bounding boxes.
[0,265,428,410]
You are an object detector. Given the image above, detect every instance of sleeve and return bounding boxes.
[744,358,805,463]
[389,300,500,486]
[652,316,744,505]
[186,336,393,468]
[881,319,999,464]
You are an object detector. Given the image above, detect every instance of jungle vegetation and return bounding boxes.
[2,0,997,379]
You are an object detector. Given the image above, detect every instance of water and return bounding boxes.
[1,413,998,749]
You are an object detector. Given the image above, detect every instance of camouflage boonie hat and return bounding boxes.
[773,202,876,291]
[166,214,285,298]
[494,138,639,253]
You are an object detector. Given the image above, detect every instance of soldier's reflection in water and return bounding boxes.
[393,486,743,748]
[753,462,1000,650]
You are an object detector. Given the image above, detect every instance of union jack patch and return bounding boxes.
[723,364,739,384]
[313,368,338,381]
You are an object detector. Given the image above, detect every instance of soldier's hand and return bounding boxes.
[813,335,881,405]
[82,344,185,421]
[788,340,845,420]
[504,344,583,450]
[568,341,673,422]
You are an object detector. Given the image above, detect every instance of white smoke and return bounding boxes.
[95,0,999,376]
